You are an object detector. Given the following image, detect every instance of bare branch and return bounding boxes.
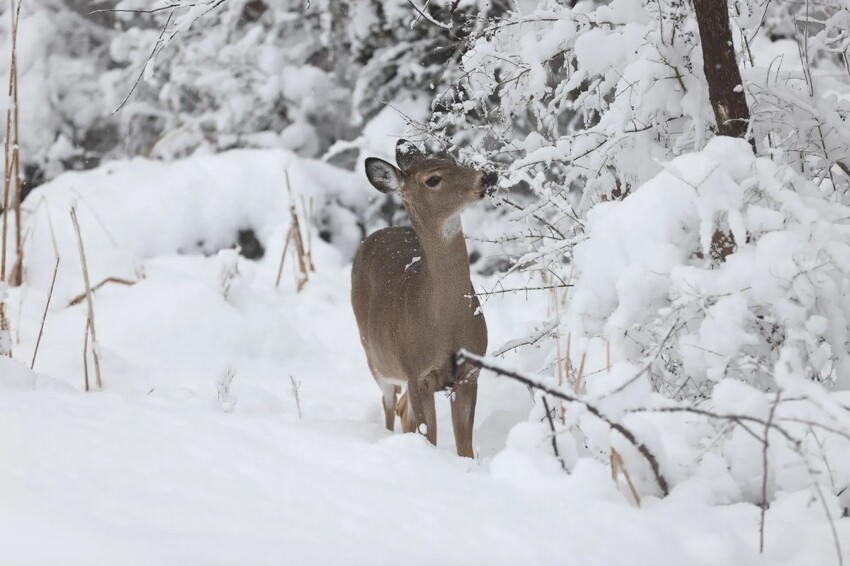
[458,349,670,496]
[112,9,176,114]
[541,396,568,473]
[406,0,452,31]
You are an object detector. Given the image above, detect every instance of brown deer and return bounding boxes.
[351,140,494,458]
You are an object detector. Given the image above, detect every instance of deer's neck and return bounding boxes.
[412,214,472,298]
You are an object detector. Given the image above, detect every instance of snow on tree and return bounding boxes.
[430,0,850,543]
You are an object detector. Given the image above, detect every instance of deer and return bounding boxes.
[351,140,495,458]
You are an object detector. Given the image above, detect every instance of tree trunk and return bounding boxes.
[693,0,753,146]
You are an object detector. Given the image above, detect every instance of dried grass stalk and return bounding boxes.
[611,448,642,506]
[275,227,293,288]
[1,0,20,285]
[277,169,313,292]
[574,352,587,394]
[70,207,103,389]
[1,147,15,282]
[82,318,90,392]
[67,276,135,307]
[290,205,309,292]
[10,0,20,286]
[30,255,59,369]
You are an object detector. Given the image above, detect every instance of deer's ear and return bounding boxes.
[365,158,403,194]
[396,139,423,172]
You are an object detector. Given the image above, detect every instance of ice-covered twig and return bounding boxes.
[406,0,452,31]
[490,321,558,358]
[112,9,175,114]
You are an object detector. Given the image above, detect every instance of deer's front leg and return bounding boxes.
[451,367,478,458]
[408,370,438,446]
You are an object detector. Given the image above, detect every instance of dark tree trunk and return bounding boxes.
[693,0,753,147]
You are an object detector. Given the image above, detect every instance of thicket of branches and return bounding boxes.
[3,0,509,192]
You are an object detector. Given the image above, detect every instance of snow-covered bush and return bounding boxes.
[438,0,850,539]
[431,0,850,209]
[0,0,508,191]
[569,137,850,394]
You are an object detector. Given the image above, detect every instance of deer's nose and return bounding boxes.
[482,171,498,187]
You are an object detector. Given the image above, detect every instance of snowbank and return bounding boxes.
[0,147,847,564]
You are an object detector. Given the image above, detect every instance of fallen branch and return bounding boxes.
[457,348,670,496]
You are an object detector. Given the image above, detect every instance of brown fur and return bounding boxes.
[351,141,489,457]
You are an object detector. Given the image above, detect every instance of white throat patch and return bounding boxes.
[442,215,461,240]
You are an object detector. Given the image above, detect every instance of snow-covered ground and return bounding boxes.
[1,150,847,565]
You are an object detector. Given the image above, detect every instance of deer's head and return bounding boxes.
[365,140,496,237]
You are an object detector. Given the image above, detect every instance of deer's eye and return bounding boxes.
[425,175,442,188]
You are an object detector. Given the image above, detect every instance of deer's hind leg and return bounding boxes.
[408,370,439,446]
[396,389,415,433]
[379,381,398,431]
[451,367,479,458]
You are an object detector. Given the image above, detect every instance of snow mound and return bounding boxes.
[1,146,847,564]
[19,149,373,302]
[569,137,850,393]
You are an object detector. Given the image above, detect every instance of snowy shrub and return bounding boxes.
[0,0,509,192]
[430,0,850,214]
[440,0,850,536]
[569,137,850,394]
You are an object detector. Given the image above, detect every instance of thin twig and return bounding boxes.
[89,4,186,15]
[541,396,568,473]
[112,9,175,114]
[406,0,452,30]
[490,321,558,358]
[760,390,781,553]
[470,283,573,298]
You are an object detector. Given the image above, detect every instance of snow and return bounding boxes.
[1,149,847,564]
[2,2,850,561]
